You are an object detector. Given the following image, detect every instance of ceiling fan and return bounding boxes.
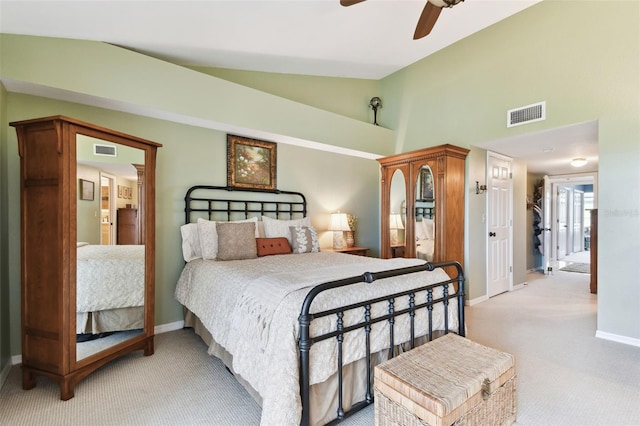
[340,0,464,40]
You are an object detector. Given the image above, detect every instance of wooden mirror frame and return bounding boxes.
[12,116,161,400]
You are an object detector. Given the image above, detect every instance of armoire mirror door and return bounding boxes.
[76,135,146,362]
[379,163,409,259]
[414,163,436,262]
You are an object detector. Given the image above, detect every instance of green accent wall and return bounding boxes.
[0,81,9,371]
[2,93,382,356]
[380,1,640,338]
[190,66,380,123]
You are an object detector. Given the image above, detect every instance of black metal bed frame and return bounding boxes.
[185,185,307,223]
[183,185,465,426]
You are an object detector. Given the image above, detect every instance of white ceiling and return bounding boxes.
[0,0,541,80]
[1,0,598,175]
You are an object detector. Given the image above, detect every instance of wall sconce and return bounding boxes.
[369,97,382,126]
[475,181,487,195]
[329,212,351,249]
[389,213,405,245]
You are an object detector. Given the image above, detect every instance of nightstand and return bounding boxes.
[325,246,369,256]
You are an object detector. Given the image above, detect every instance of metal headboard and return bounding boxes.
[184,185,307,224]
[416,206,434,220]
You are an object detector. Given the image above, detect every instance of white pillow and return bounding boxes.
[197,217,259,260]
[422,219,435,240]
[180,223,201,262]
[262,216,311,245]
[414,221,427,241]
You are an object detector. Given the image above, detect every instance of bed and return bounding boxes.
[76,243,145,335]
[174,185,465,426]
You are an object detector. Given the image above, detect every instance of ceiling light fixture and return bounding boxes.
[570,158,588,167]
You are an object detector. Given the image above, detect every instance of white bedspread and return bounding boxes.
[175,252,459,426]
[77,244,145,312]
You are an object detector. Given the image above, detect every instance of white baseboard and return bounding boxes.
[1,358,12,390]
[513,282,527,291]
[595,330,640,348]
[466,295,488,306]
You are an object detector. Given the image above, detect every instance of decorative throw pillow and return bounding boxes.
[262,215,311,245]
[290,225,320,254]
[215,222,258,261]
[256,237,291,257]
[197,216,259,260]
[180,223,202,262]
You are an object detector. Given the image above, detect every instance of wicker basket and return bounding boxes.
[374,334,516,426]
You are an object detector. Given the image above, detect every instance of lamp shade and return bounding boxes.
[389,213,405,230]
[329,212,351,231]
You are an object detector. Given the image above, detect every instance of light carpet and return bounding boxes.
[1,270,639,425]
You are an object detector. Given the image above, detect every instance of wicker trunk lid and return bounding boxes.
[374,333,516,426]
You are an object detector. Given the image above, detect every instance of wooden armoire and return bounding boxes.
[378,144,469,276]
[11,116,161,400]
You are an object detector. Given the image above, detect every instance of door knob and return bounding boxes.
[489,232,496,237]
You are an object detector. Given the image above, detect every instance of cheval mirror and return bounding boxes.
[12,116,161,400]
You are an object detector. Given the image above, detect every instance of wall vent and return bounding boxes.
[507,101,546,128]
[93,144,117,157]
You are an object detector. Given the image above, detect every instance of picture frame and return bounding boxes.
[419,167,434,201]
[79,179,95,201]
[118,185,123,199]
[227,134,277,190]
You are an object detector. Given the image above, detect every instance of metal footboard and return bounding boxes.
[298,260,465,426]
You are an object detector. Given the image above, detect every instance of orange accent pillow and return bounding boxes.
[256,237,291,257]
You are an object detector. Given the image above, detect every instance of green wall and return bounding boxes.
[191,67,380,123]
[380,1,640,339]
[3,93,382,356]
[0,81,9,371]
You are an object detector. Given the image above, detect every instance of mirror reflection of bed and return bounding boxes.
[76,135,146,360]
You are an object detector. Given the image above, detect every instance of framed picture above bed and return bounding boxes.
[227,134,277,190]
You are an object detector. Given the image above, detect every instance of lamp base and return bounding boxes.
[333,231,345,250]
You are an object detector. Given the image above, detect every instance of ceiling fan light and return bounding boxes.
[570,158,588,167]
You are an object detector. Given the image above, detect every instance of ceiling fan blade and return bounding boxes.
[340,0,366,6]
[414,2,442,39]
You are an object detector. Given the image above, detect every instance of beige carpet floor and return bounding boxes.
[1,270,639,425]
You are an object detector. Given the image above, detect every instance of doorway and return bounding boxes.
[547,174,597,272]
[100,173,117,245]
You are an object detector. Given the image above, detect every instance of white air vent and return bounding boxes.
[507,101,546,128]
[93,144,117,157]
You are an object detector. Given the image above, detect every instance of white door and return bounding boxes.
[573,189,584,252]
[487,152,512,297]
[557,186,569,259]
[542,176,552,274]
